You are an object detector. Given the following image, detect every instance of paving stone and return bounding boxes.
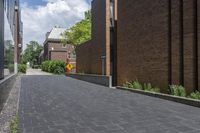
[0,76,20,133]
[19,75,200,133]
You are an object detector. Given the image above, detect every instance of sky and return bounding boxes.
[20,0,92,49]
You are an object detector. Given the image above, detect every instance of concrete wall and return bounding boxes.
[68,73,112,87]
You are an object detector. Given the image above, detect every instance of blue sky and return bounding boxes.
[21,0,92,48]
[21,0,47,6]
[21,0,91,7]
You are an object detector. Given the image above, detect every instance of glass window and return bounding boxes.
[110,1,114,27]
[4,11,14,77]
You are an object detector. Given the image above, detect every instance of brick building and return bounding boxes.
[117,0,200,92]
[43,27,76,67]
[76,0,116,75]
[77,0,200,92]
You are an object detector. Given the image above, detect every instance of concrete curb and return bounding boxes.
[67,73,112,87]
[0,75,20,133]
[117,86,200,108]
[0,74,17,111]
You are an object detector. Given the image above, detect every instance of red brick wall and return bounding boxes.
[48,42,65,50]
[183,0,196,92]
[90,0,110,75]
[117,0,169,90]
[50,51,67,63]
[171,0,181,85]
[117,0,199,92]
[76,41,92,73]
[76,0,110,75]
[77,0,200,91]
[44,41,68,62]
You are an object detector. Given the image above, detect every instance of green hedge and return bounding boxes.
[123,81,160,93]
[41,60,65,75]
[18,64,27,73]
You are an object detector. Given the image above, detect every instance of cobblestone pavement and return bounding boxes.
[19,76,200,133]
[0,76,20,133]
[26,69,52,75]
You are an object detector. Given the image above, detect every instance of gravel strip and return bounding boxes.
[0,76,21,133]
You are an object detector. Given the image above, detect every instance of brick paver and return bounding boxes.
[19,76,200,133]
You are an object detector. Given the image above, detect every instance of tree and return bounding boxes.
[21,41,43,66]
[62,10,91,48]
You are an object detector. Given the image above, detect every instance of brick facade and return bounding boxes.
[171,0,181,86]
[117,0,169,91]
[91,0,110,75]
[76,41,92,73]
[44,41,67,63]
[117,0,200,92]
[77,0,111,75]
[77,0,200,92]
[182,0,195,92]
[49,51,67,62]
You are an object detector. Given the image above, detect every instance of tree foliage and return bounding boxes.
[62,10,91,47]
[21,41,43,66]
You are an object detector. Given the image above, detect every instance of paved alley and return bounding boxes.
[26,69,52,75]
[19,75,200,133]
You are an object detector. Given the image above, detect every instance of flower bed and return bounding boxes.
[118,81,200,108]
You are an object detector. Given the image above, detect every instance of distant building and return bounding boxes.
[42,27,76,69]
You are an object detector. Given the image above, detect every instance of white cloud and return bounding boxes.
[21,0,91,49]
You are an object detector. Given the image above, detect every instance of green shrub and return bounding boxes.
[18,64,27,73]
[41,60,65,74]
[151,87,160,93]
[143,83,152,91]
[170,85,186,97]
[143,83,160,93]
[123,81,133,88]
[124,81,160,93]
[41,61,51,72]
[123,81,143,90]
[53,66,65,75]
[189,91,200,100]
[132,81,143,90]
